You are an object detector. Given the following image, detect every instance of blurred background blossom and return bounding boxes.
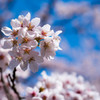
[0,0,100,93]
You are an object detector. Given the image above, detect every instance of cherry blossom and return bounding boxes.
[1,12,62,72]
[26,71,100,100]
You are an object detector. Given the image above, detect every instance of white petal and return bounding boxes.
[42,24,51,32]
[1,27,12,36]
[47,30,54,36]
[9,48,18,57]
[29,61,38,73]
[32,97,42,100]
[18,27,27,37]
[30,50,39,57]
[55,30,62,36]
[23,18,29,27]
[27,31,34,36]
[9,59,19,69]
[11,19,21,30]
[1,39,13,49]
[26,87,33,93]
[28,40,38,48]
[18,15,24,22]
[20,61,28,71]
[25,12,31,21]
[31,17,40,27]
[58,47,62,50]
[35,56,43,63]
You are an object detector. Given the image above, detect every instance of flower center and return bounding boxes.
[42,95,47,100]
[35,37,42,43]
[11,30,18,36]
[52,96,56,100]
[20,21,23,27]
[12,40,18,46]
[16,56,22,61]
[44,42,49,50]
[22,37,30,43]
[24,48,31,54]
[0,54,4,60]
[28,23,34,31]
[42,31,47,36]
[29,57,35,63]
[31,91,36,97]
[39,87,45,92]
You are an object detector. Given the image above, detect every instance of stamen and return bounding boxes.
[39,87,45,92]
[44,42,49,49]
[29,57,35,63]
[28,23,34,31]
[35,37,42,43]
[11,30,18,36]
[12,40,18,46]
[22,37,30,43]
[16,56,22,61]
[24,48,31,54]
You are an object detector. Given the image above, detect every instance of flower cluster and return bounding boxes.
[1,12,62,72]
[26,71,100,100]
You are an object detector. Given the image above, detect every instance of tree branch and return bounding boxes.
[0,68,13,100]
[8,68,25,100]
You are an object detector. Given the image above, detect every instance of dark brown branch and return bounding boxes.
[8,68,25,100]
[0,68,13,100]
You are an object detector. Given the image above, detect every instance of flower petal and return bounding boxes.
[11,19,21,30]
[26,87,33,93]
[35,56,43,63]
[31,17,40,27]
[28,40,38,48]
[9,59,19,70]
[55,30,62,36]
[1,27,12,36]
[32,97,42,100]
[42,24,51,32]
[29,61,38,73]
[25,12,31,21]
[1,38,13,49]
[20,61,28,71]
[23,18,29,27]
[18,15,24,22]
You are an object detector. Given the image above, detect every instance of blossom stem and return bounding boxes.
[0,68,14,100]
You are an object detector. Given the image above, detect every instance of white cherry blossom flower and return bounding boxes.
[40,24,54,38]
[28,51,43,73]
[11,12,31,30]
[9,49,23,69]
[18,28,38,48]
[40,37,61,60]
[34,24,54,39]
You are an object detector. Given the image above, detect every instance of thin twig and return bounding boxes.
[8,68,25,100]
[0,68,13,100]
